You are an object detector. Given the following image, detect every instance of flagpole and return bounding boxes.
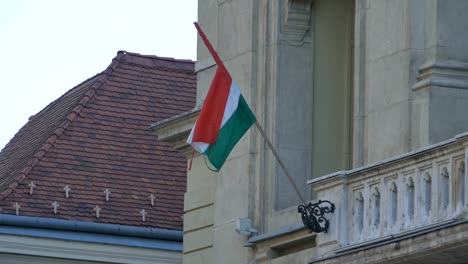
[194,22,225,68]
[254,121,307,205]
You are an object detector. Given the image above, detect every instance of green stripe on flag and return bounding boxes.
[205,96,256,170]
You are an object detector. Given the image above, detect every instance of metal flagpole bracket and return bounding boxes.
[298,200,335,233]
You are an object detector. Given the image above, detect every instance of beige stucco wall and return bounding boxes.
[358,0,468,165]
[183,153,215,263]
[178,0,468,263]
[187,0,354,263]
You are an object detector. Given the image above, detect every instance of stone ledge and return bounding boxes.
[151,107,200,157]
[247,223,306,246]
[194,57,216,73]
[247,223,316,262]
[413,59,468,91]
[334,218,457,254]
[308,131,468,189]
[308,219,468,264]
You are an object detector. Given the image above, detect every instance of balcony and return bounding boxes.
[307,132,468,263]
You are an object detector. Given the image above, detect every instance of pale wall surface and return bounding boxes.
[182,0,468,263]
[360,0,414,164]
[361,0,468,164]
[0,233,181,264]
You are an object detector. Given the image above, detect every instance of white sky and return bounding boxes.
[0,0,198,150]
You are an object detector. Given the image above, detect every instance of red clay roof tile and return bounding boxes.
[0,51,195,230]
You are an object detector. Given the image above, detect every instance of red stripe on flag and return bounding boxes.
[193,66,232,144]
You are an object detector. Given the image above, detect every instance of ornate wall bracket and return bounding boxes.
[298,200,335,233]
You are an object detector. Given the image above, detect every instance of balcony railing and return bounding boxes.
[307,132,468,249]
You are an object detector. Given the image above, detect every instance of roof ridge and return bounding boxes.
[118,50,195,64]
[0,54,124,200]
[26,73,102,123]
[118,60,196,74]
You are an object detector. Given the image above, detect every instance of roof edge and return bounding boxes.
[0,53,124,200]
[150,106,201,129]
[118,50,195,64]
[0,214,183,242]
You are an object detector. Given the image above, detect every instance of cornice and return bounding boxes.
[413,59,468,90]
[151,108,200,158]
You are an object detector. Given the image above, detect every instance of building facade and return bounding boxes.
[153,0,468,263]
[0,51,196,263]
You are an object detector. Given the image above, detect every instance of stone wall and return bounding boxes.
[179,0,468,263]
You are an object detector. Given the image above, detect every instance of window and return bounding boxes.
[274,0,355,209]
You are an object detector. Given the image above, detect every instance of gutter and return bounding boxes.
[0,214,182,241]
[0,214,183,250]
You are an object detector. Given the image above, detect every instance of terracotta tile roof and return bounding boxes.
[0,51,196,230]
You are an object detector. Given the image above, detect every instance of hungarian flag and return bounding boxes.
[187,23,256,171]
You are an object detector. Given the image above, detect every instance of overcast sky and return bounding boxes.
[0,0,197,149]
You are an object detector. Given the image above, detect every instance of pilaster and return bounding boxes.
[411,0,468,147]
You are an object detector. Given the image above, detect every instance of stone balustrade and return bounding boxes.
[308,132,468,251]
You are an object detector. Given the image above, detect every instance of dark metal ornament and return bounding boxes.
[298,200,335,233]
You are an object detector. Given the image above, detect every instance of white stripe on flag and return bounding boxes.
[220,81,241,126]
[187,121,209,153]
[187,81,241,154]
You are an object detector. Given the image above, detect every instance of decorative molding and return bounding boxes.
[413,60,468,90]
[406,177,414,187]
[355,192,364,202]
[0,232,181,264]
[280,0,313,44]
[330,218,459,256]
[151,108,200,158]
[441,167,449,178]
[424,172,432,182]
[372,187,380,197]
[308,171,348,192]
